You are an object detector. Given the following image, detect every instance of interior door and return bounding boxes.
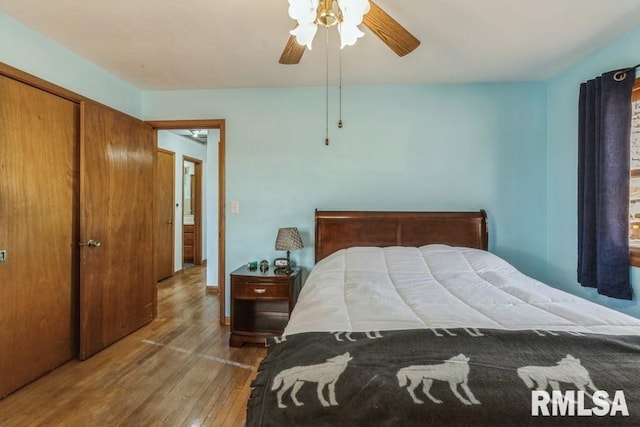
[155,148,175,281]
[0,75,79,397]
[79,101,155,359]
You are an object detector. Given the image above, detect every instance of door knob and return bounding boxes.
[87,239,102,248]
[167,220,173,224]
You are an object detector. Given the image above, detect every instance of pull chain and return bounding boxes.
[338,46,343,129]
[325,26,330,146]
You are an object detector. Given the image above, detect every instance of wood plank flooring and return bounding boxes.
[0,266,267,426]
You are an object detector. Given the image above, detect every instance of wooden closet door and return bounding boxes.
[79,102,155,359]
[155,149,175,281]
[0,75,79,398]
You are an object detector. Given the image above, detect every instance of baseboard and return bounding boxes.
[206,285,218,294]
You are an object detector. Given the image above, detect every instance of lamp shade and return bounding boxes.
[275,227,304,251]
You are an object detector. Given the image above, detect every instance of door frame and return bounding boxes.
[147,120,226,325]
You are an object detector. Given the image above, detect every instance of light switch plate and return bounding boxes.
[0,250,6,263]
[230,200,240,214]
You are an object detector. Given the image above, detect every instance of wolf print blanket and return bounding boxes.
[246,328,640,426]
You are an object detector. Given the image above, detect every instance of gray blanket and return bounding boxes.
[247,328,640,426]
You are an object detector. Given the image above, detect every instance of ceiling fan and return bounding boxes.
[279,0,420,65]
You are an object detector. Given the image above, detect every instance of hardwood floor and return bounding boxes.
[0,266,267,426]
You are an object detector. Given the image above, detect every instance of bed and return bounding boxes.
[247,210,640,426]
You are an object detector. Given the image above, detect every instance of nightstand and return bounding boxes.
[229,266,302,347]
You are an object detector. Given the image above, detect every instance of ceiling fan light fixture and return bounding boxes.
[317,9,340,27]
[189,129,207,139]
[287,0,369,50]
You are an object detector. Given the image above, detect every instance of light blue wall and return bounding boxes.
[0,13,142,117]
[205,129,220,289]
[144,83,548,312]
[547,27,640,317]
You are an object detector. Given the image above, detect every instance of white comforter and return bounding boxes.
[285,245,640,336]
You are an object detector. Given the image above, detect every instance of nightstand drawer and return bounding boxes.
[233,283,288,299]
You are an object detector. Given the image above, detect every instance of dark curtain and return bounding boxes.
[578,68,635,299]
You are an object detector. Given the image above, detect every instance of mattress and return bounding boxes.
[284,245,640,336]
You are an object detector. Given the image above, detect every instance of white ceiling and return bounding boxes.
[2,0,640,90]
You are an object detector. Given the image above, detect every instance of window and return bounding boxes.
[630,78,640,265]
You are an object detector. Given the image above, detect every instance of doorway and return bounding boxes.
[182,156,202,268]
[147,119,227,325]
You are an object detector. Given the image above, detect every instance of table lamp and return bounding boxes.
[275,227,303,274]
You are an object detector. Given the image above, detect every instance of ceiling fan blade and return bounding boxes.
[279,35,306,65]
[363,0,420,57]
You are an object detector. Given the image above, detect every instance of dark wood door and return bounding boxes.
[79,102,155,359]
[155,149,175,281]
[0,75,79,397]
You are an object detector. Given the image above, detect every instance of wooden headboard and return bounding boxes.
[315,210,488,262]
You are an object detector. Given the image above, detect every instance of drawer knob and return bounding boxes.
[253,288,266,294]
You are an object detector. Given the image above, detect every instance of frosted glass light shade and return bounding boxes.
[337,0,369,48]
[290,23,319,50]
[288,0,319,49]
[337,23,365,48]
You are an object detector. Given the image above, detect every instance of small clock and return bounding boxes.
[273,258,289,269]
